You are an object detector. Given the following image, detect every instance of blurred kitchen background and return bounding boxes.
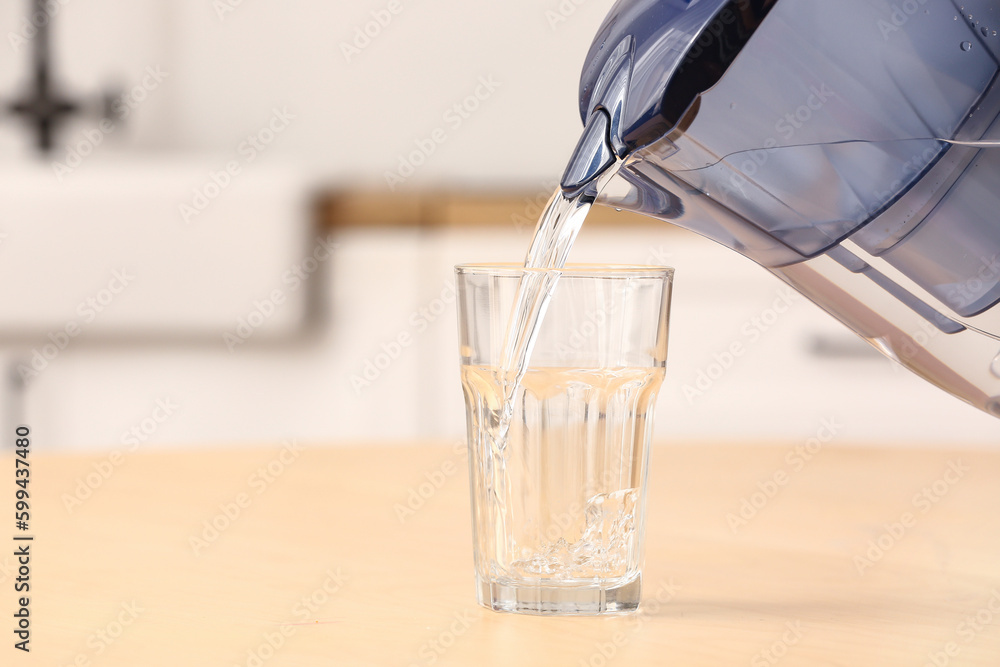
[0,0,997,451]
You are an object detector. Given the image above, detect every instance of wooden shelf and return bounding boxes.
[320,190,670,229]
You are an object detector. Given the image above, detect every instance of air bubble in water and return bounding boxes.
[961,41,973,51]
[509,488,638,578]
[983,27,990,36]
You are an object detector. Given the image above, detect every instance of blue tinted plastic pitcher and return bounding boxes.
[564,0,1000,416]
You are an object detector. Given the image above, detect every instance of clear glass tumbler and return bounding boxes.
[455,263,673,614]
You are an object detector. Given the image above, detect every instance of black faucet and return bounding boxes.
[5,0,83,153]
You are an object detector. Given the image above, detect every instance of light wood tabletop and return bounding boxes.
[3,440,999,666]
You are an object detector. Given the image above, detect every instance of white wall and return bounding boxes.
[3,2,1000,449]
[21,224,1000,451]
[1,0,611,185]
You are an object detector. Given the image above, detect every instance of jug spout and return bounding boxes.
[560,109,617,200]
[560,31,636,200]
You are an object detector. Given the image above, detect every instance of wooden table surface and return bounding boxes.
[3,440,1000,666]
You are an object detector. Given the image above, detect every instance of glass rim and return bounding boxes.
[455,263,674,279]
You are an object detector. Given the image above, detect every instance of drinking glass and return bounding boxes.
[455,263,673,614]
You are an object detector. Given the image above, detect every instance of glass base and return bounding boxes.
[477,573,641,615]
